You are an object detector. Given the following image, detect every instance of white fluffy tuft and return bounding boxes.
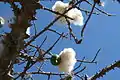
[52,1,84,26]
[58,48,76,73]
[67,8,84,26]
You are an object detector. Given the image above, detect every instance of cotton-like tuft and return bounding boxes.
[67,8,84,26]
[52,1,84,26]
[58,48,76,73]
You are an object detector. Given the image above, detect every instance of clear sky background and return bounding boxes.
[0,0,120,80]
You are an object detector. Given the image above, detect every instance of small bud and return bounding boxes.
[50,54,61,66]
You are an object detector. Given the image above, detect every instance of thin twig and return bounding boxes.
[73,57,85,71]
[85,0,115,16]
[30,36,47,57]
[37,62,44,72]
[76,7,100,15]
[47,75,51,80]
[74,66,86,75]
[91,48,101,62]
[77,60,97,63]
[66,19,82,44]
[43,33,63,56]
[48,29,68,38]
[76,74,84,80]
[81,2,96,37]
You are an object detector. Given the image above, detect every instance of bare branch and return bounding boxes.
[81,2,96,37]
[90,60,120,80]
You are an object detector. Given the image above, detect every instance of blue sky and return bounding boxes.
[0,0,120,80]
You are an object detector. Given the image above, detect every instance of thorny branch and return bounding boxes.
[0,0,119,80]
[90,60,120,80]
[15,33,63,79]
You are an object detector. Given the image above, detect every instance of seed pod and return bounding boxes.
[50,54,61,66]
